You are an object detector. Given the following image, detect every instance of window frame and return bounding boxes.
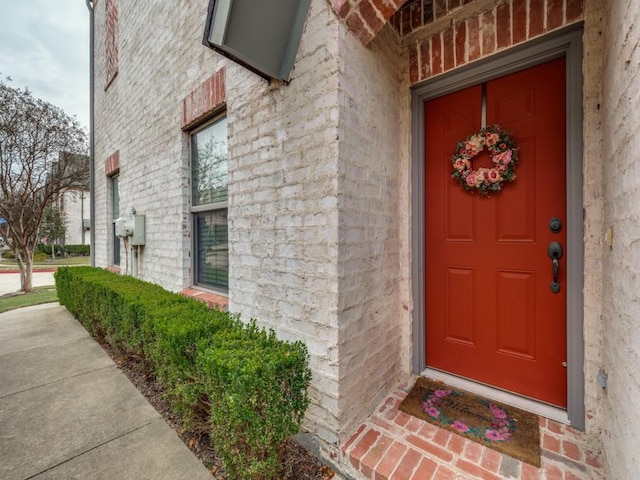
[189,113,228,293]
[111,174,120,266]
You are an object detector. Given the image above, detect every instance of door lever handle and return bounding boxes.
[548,241,563,293]
[551,258,560,293]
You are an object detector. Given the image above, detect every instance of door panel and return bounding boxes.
[444,266,476,345]
[425,58,567,407]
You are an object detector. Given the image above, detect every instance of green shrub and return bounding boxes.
[65,244,91,256]
[1,250,48,262]
[54,267,312,480]
[34,252,49,262]
[198,325,311,479]
[36,244,56,255]
[37,244,90,256]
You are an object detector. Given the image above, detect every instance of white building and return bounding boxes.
[60,188,90,246]
[90,0,640,477]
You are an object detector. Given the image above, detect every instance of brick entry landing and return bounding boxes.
[341,380,605,479]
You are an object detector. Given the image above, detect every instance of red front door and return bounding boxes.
[424,58,567,407]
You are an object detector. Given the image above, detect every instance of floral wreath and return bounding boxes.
[451,125,519,196]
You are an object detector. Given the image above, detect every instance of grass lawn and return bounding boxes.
[0,287,58,314]
[0,256,90,270]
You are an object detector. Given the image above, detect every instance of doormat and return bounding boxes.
[399,376,540,467]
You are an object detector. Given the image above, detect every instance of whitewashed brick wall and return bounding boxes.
[93,1,221,286]
[334,23,409,443]
[581,0,605,442]
[600,0,640,477]
[92,0,357,456]
[91,0,631,475]
[226,0,344,448]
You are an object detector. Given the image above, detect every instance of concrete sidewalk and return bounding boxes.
[0,272,56,296]
[0,303,212,480]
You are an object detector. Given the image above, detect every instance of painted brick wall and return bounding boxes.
[600,0,640,476]
[334,22,410,446]
[92,2,113,271]
[225,0,344,448]
[91,0,615,474]
[93,0,349,454]
[93,0,219,287]
[581,0,605,448]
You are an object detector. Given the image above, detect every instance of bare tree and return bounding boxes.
[0,79,88,291]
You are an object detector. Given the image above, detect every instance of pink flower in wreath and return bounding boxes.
[453,159,469,171]
[452,420,470,433]
[485,132,499,146]
[466,171,478,187]
[494,150,513,165]
[464,142,478,156]
[487,169,501,183]
[476,168,490,186]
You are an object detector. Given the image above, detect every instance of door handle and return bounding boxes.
[547,241,563,293]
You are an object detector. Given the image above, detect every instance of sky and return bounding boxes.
[0,0,90,130]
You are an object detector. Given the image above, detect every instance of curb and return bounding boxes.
[0,269,57,274]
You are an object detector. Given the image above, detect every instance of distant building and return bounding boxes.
[59,188,90,245]
[53,152,90,246]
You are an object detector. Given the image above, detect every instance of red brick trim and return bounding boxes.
[406,0,585,85]
[104,150,120,176]
[181,68,226,130]
[181,287,228,311]
[105,0,119,89]
[106,265,121,274]
[329,0,405,46]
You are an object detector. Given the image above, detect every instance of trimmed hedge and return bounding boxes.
[65,244,91,255]
[55,267,311,480]
[37,244,90,256]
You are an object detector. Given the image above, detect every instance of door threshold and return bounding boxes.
[421,368,570,425]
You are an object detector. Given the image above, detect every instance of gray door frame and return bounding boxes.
[410,25,585,430]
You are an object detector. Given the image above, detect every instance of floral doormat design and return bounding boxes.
[399,377,540,467]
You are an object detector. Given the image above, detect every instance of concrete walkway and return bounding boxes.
[0,303,212,480]
[0,271,56,296]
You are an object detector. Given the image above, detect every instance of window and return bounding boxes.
[112,174,120,266]
[191,115,228,291]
